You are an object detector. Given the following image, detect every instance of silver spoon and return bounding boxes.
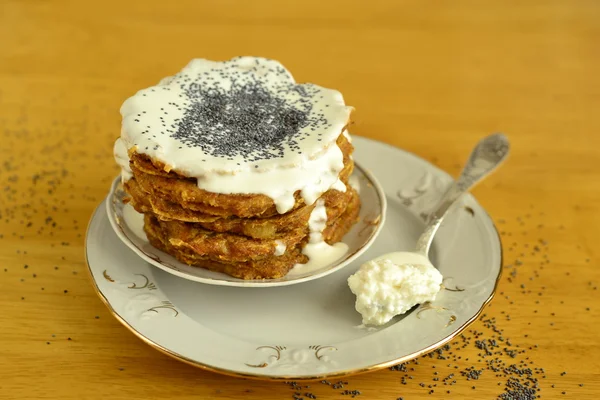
[348,133,510,326]
[416,132,510,257]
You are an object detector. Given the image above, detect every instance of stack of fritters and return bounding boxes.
[123,133,360,280]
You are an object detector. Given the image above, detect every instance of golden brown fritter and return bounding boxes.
[125,175,354,239]
[127,133,354,218]
[141,187,359,263]
[146,214,305,262]
[142,187,361,279]
[145,224,308,280]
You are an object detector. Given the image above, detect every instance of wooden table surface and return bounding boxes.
[1,1,599,399]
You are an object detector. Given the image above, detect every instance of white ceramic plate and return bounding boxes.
[106,162,386,287]
[86,136,502,380]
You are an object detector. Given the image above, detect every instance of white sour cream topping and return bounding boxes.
[113,138,133,181]
[347,252,443,326]
[116,56,353,214]
[287,199,348,276]
[274,239,286,256]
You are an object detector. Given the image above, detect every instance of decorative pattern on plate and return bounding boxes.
[397,173,431,206]
[310,345,337,360]
[103,270,157,290]
[417,302,457,328]
[102,269,179,319]
[442,277,465,292]
[397,172,449,221]
[146,301,179,317]
[142,251,183,272]
[246,345,338,369]
[359,213,382,237]
[464,206,475,216]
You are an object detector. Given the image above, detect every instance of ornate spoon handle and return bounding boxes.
[416,133,510,256]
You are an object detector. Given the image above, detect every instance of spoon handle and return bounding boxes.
[415,133,510,256]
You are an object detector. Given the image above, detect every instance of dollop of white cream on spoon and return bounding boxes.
[347,252,442,326]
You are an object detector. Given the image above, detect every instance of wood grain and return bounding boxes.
[1,0,599,398]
